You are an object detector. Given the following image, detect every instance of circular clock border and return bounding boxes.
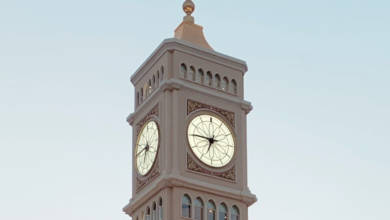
[135,118,161,177]
[186,110,237,170]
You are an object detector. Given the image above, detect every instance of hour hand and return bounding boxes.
[207,142,212,152]
[136,147,146,156]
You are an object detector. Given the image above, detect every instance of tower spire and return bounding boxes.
[175,0,213,50]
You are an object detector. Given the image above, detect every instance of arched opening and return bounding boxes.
[157,73,160,87]
[153,75,156,88]
[214,74,221,89]
[197,69,204,84]
[218,203,228,220]
[195,197,204,220]
[180,63,187,79]
[230,79,237,94]
[207,200,216,220]
[148,80,152,95]
[158,197,163,220]
[146,207,151,220]
[152,202,157,220]
[189,66,196,81]
[182,194,192,218]
[231,206,240,220]
[221,77,229,91]
[140,88,144,102]
[160,66,164,82]
[206,71,212,86]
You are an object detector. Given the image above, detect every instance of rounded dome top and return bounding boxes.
[183,0,195,15]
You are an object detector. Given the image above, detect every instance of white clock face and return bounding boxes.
[135,120,159,176]
[187,114,235,167]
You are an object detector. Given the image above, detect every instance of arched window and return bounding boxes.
[206,71,212,86]
[231,206,240,220]
[230,79,237,94]
[140,88,144,102]
[221,77,229,91]
[146,207,151,220]
[158,198,163,220]
[189,66,196,81]
[152,202,157,220]
[180,63,187,79]
[196,69,204,84]
[153,75,156,88]
[214,74,221,89]
[195,198,204,220]
[157,73,160,87]
[218,203,228,220]
[207,200,216,220]
[182,194,192,218]
[148,80,152,95]
[160,66,164,82]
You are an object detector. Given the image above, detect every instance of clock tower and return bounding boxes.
[123,1,257,220]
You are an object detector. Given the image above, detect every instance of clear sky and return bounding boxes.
[1,0,389,219]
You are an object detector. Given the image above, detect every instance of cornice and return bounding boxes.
[130,38,248,86]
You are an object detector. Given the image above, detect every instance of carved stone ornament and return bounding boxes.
[136,159,160,192]
[135,104,160,192]
[187,153,236,181]
[136,105,159,135]
[187,99,235,128]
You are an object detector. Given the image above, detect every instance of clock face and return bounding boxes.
[135,120,159,176]
[187,114,235,168]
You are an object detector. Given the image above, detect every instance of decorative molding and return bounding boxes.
[136,159,160,192]
[187,99,235,127]
[187,153,236,181]
[136,104,159,135]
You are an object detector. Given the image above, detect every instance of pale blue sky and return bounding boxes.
[0,0,389,219]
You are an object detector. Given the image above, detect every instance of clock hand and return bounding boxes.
[207,135,218,152]
[207,142,212,153]
[138,143,151,158]
[190,134,210,140]
[136,147,146,156]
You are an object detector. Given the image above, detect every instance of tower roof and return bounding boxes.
[174,0,213,50]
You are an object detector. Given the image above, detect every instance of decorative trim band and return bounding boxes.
[187,99,235,128]
[187,153,236,181]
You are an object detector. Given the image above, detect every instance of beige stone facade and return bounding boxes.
[123,2,256,219]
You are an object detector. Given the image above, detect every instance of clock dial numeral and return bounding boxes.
[136,121,159,175]
[188,114,235,167]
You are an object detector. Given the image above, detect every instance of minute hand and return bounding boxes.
[190,134,210,139]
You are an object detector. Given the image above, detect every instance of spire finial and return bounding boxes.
[182,0,195,22]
